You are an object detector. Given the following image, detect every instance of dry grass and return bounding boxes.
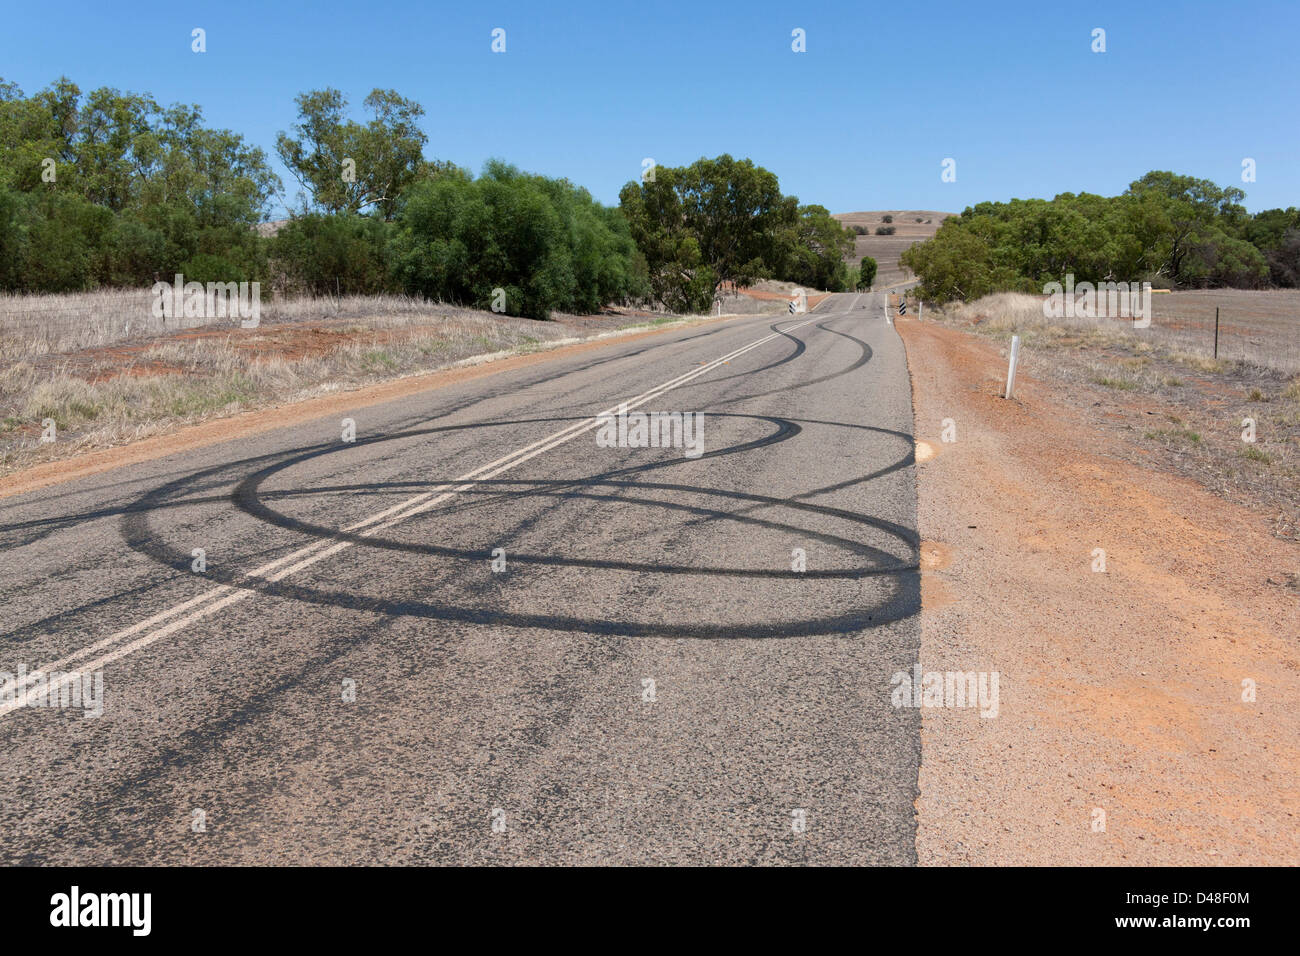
[2,328,541,467]
[941,290,1299,374]
[931,291,1300,538]
[1144,426,1202,445]
[0,292,719,476]
[0,289,163,359]
[0,290,595,361]
[1090,373,1140,391]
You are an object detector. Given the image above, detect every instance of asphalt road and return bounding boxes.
[0,291,921,865]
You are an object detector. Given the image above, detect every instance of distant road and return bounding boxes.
[0,292,921,865]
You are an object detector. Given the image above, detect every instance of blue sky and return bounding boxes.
[2,0,1296,217]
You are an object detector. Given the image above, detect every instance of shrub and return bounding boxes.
[271,213,394,295]
[0,78,280,292]
[101,218,168,286]
[393,161,644,319]
[176,252,252,285]
[14,193,113,292]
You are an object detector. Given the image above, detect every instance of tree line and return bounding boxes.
[0,78,858,318]
[902,171,1300,302]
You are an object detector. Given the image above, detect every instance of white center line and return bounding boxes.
[1,314,824,718]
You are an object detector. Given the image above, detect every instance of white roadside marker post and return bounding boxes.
[1005,334,1021,399]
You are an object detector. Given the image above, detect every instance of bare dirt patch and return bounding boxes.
[899,316,1299,865]
[716,281,832,315]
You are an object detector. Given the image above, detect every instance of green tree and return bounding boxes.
[276,88,430,220]
[0,77,81,193]
[1124,171,1248,285]
[1243,208,1300,286]
[0,76,280,290]
[1265,228,1300,286]
[619,154,799,310]
[900,171,1280,301]
[858,256,877,290]
[779,204,854,291]
[902,220,1026,301]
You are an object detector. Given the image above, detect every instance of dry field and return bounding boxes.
[0,291,715,478]
[1148,288,1300,371]
[940,289,1300,374]
[833,210,951,286]
[0,289,669,361]
[927,291,1300,539]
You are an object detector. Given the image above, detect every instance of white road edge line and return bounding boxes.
[1,313,825,717]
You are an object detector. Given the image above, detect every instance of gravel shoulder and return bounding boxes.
[898,316,1300,865]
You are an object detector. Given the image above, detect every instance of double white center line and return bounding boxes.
[0,315,823,718]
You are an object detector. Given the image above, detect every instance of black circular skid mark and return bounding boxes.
[121,413,920,638]
[217,568,920,640]
[227,479,915,579]
[219,412,803,534]
[678,320,808,387]
[457,412,805,513]
[85,314,846,546]
[116,415,640,561]
[221,411,915,570]
[713,320,874,406]
[666,312,871,406]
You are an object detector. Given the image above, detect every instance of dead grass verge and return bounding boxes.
[0,299,719,478]
[930,292,1300,538]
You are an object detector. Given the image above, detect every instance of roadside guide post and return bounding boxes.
[1005,334,1021,400]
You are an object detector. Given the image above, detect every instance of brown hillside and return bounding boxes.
[834,210,952,287]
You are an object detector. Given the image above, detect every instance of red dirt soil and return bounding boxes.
[899,315,1299,865]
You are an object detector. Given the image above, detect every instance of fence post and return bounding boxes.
[1005,335,1021,399]
[1214,307,1220,359]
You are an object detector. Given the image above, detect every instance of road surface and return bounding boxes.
[0,291,921,865]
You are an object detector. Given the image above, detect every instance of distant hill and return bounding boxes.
[255,219,290,238]
[833,210,951,287]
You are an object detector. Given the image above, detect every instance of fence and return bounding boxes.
[1144,290,1300,374]
[945,289,1300,377]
